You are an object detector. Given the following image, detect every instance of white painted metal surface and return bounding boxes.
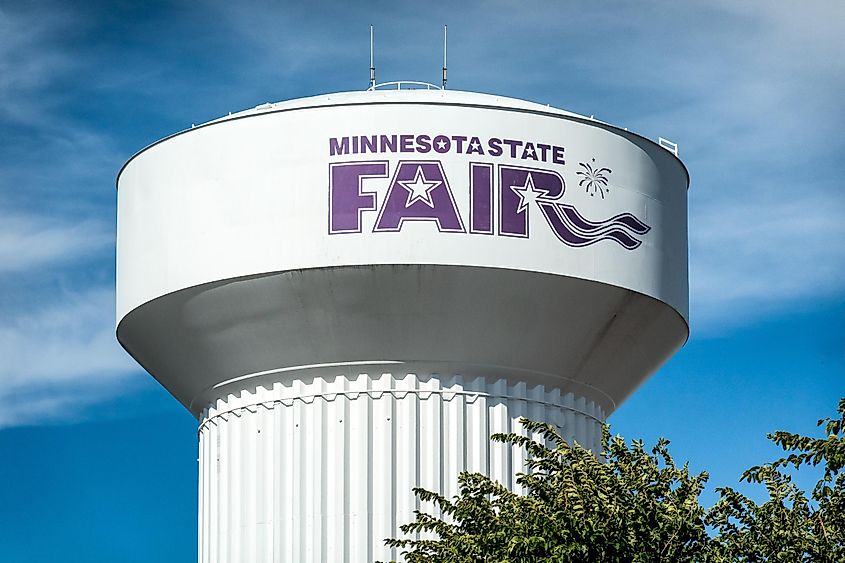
[117,90,688,323]
[197,371,604,563]
[115,89,689,563]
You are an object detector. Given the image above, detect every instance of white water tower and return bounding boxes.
[116,85,688,562]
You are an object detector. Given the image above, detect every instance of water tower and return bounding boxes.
[116,82,688,562]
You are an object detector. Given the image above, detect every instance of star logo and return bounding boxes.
[511,173,542,213]
[399,166,441,208]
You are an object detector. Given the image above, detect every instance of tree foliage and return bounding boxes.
[385,398,845,562]
[706,398,845,562]
[386,420,711,562]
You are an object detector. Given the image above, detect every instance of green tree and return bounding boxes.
[386,420,712,562]
[706,398,845,562]
[385,398,845,562]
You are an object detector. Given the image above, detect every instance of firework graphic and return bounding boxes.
[576,159,612,198]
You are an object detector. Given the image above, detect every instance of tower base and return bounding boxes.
[197,369,605,562]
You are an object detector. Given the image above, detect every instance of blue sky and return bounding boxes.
[1,0,843,560]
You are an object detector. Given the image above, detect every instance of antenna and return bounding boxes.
[442,25,448,89]
[369,25,376,89]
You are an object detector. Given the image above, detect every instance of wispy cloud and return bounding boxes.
[0,5,80,125]
[0,287,138,428]
[690,193,845,328]
[0,213,111,274]
[0,5,129,427]
[0,5,123,197]
[0,0,842,427]
[622,2,845,332]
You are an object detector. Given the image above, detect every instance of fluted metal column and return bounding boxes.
[197,371,605,563]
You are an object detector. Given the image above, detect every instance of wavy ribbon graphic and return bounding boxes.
[538,202,651,250]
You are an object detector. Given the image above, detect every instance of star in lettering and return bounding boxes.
[436,138,448,151]
[400,166,441,208]
[511,173,542,213]
[469,139,481,152]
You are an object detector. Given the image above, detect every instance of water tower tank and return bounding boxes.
[116,87,688,562]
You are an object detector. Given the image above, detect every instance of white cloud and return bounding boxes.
[0,287,138,428]
[690,193,845,330]
[666,3,844,332]
[0,385,118,429]
[0,6,79,124]
[0,5,121,192]
[1,0,843,427]
[0,6,131,428]
[0,213,111,274]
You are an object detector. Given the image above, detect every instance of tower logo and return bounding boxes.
[328,135,651,250]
